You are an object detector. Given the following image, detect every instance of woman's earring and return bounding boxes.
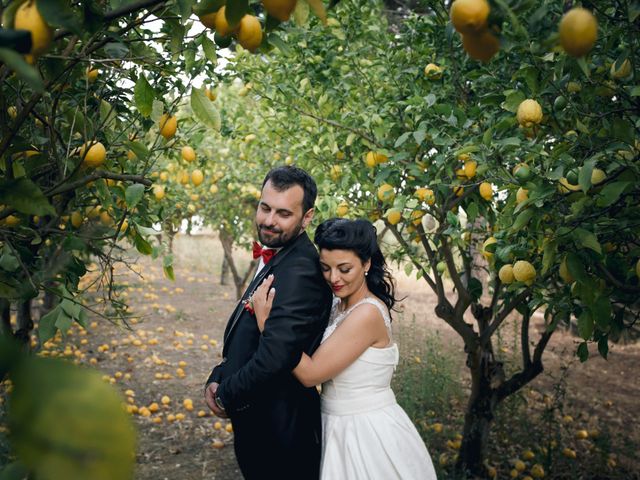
[365,271,368,276]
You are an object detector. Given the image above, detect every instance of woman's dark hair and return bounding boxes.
[314,218,399,314]
[262,166,317,213]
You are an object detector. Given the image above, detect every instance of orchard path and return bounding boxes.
[78,234,639,479]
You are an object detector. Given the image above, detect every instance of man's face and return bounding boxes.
[255,180,314,248]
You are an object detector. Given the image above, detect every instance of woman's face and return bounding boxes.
[319,249,370,299]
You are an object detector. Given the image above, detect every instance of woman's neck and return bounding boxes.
[342,281,370,310]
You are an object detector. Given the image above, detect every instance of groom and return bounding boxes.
[204,166,332,479]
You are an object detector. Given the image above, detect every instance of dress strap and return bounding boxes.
[355,297,392,329]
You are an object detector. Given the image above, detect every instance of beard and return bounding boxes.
[257,221,304,248]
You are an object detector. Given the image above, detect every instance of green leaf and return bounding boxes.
[611,118,635,144]
[202,35,217,65]
[192,0,226,16]
[597,336,608,359]
[577,311,594,340]
[566,252,587,283]
[578,157,596,192]
[134,223,161,236]
[0,249,20,272]
[176,0,193,21]
[541,240,556,275]
[38,306,61,344]
[0,178,55,216]
[596,181,630,207]
[394,132,411,148]
[576,56,590,78]
[0,48,44,93]
[413,130,426,145]
[577,341,589,362]
[225,0,248,28]
[268,33,293,55]
[125,184,145,208]
[134,74,155,117]
[36,0,82,34]
[502,90,526,113]
[99,100,116,129]
[0,461,29,480]
[510,209,534,232]
[592,296,612,330]
[133,232,153,256]
[191,87,221,131]
[126,141,149,161]
[163,265,175,281]
[574,228,601,255]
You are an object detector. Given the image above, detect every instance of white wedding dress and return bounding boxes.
[319,297,437,479]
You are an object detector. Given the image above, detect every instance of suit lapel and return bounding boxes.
[222,232,310,346]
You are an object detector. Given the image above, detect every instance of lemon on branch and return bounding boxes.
[461,30,499,63]
[336,201,349,217]
[191,169,204,186]
[237,15,263,52]
[499,264,515,284]
[517,99,543,128]
[479,182,493,201]
[199,10,218,29]
[14,0,53,56]
[424,63,443,79]
[385,208,402,225]
[181,146,196,162]
[215,6,239,37]
[513,260,536,285]
[377,184,395,203]
[262,0,298,22]
[559,7,598,57]
[80,141,106,168]
[159,114,177,139]
[610,59,632,80]
[450,0,490,35]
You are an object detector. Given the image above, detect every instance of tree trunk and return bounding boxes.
[219,230,258,300]
[15,300,33,345]
[42,283,58,314]
[456,342,500,476]
[0,299,10,336]
[220,256,229,285]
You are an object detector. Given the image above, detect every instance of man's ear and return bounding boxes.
[302,208,314,229]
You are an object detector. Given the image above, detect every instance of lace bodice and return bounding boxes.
[321,296,392,344]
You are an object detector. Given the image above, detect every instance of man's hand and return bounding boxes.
[204,382,228,418]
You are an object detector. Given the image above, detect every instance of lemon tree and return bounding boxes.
[230,0,639,475]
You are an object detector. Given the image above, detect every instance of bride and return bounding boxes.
[252,218,437,479]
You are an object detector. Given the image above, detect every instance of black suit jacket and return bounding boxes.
[205,232,332,478]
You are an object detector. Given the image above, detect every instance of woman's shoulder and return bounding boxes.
[347,297,391,326]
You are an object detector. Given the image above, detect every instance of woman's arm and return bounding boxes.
[291,303,388,387]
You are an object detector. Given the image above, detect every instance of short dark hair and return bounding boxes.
[315,218,399,313]
[261,166,317,213]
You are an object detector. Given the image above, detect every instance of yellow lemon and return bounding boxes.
[205,87,217,101]
[450,0,490,35]
[336,201,349,217]
[199,10,218,29]
[214,6,239,37]
[516,187,529,204]
[559,7,597,57]
[636,259,640,279]
[514,459,526,472]
[262,0,298,22]
[463,160,477,179]
[498,264,514,284]
[159,114,177,139]
[70,211,83,228]
[5,215,21,227]
[86,68,99,83]
[530,464,545,478]
[513,260,536,285]
[591,168,606,185]
[237,15,263,52]
[181,146,196,162]
[81,141,106,168]
[482,236,497,260]
[365,151,377,168]
[209,184,219,194]
[191,169,204,186]
[416,187,435,205]
[610,59,632,80]
[517,99,543,128]
[385,208,402,225]
[377,184,395,203]
[424,63,443,79]
[562,447,577,459]
[14,0,53,56]
[330,165,342,181]
[559,256,574,283]
[558,177,581,193]
[461,30,500,62]
[567,81,582,93]
[153,185,165,200]
[479,182,493,201]
[522,450,535,461]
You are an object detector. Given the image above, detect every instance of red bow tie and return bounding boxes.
[252,241,276,264]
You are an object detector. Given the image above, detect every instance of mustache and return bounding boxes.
[259,225,282,234]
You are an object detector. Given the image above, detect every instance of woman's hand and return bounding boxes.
[252,274,276,332]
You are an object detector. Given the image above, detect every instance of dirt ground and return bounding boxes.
[72,234,639,479]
